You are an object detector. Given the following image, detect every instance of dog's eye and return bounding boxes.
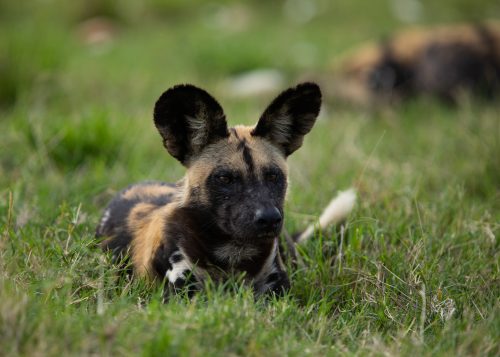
[266,173,278,182]
[217,175,232,184]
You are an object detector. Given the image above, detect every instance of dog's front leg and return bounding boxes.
[162,251,199,302]
[254,256,291,297]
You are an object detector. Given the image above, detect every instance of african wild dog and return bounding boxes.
[331,20,500,105]
[95,82,354,300]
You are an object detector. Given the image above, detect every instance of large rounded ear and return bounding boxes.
[154,84,229,165]
[251,82,321,157]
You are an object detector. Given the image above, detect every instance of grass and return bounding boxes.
[1,1,499,356]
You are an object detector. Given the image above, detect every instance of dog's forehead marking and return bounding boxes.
[229,125,287,172]
[190,125,288,178]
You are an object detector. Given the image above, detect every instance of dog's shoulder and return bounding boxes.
[96,181,179,274]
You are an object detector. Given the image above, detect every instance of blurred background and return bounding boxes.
[2,0,499,110]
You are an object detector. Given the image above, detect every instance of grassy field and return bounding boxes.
[1,1,499,356]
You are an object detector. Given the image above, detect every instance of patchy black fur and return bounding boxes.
[153,85,229,165]
[339,22,500,104]
[367,43,415,97]
[205,163,286,242]
[97,182,174,260]
[96,83,322,300]
[252,83,321,156]
[415,26,500,101]
[151,242,174,278]
[240,141,255,174]
[164,206,275,275]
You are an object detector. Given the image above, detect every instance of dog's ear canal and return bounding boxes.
[251,82,322,157]
[154,84,229,165]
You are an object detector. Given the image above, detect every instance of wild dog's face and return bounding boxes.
[190,129,289,241]
[153,83,321,242]
[334,43,414,105]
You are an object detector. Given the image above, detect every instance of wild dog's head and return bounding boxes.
[154,83,321,242]
[334,42,415,105]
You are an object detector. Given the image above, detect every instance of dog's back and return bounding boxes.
[332,20,500,104]
[96,181,177,263]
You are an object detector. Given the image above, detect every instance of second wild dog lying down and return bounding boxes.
[332,20,500,105]
[95,83,355,300]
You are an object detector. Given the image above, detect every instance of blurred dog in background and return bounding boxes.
[330,20,500,105]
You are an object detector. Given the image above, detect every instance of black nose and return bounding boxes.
[254,207,282,229]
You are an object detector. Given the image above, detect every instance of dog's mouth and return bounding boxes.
[224,218,282,242]
[255,224,282,240]
[233,227,281,242]
[256,231,277,239]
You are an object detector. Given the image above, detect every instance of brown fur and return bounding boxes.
[180,126,288,205]
[128,203,172,277]
[121,184,177,201]
[96,83,322,299]
[126,127,288,277]
[332,20,500,105]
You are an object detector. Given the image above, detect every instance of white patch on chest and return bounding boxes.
[166,257,192,283]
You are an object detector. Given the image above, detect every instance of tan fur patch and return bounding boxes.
[231,126,288,173]
[390,25,490,66]
[338,22,500,73]
[333,21,500,105]
[122,184,177,201]
[128,203,174,277]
